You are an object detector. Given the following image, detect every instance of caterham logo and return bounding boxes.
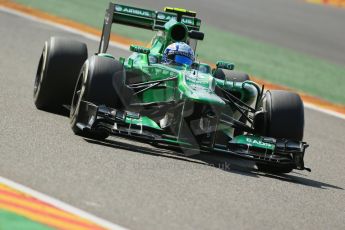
[181,18,194,25]
[157,13,166,20]
[246,138,272,148]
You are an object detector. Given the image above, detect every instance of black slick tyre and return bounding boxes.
[213,69,250,82]
[256,90,304,174]
[34,37,88,113]
[70,55,124,140]
[263,90,304,141]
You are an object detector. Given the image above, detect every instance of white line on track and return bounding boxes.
[0,176,128,230]
[304,102,345,120]
[1,6,344,121]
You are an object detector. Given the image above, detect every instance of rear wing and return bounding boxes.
[113,4,201,31]
[99,2,202,53]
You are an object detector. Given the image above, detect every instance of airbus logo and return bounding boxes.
[115,5,122,11]
[115,5,151,17]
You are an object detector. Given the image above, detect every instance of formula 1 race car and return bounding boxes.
[33,3,310,173]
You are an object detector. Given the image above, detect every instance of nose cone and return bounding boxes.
[180,71,225,107]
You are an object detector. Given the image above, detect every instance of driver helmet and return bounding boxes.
[162,42,194,66]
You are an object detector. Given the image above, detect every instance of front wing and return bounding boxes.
[75,100,310,171]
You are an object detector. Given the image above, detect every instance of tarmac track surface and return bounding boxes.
[0,10,345,230]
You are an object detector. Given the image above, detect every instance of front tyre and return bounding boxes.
[70,55,124,140]
[256,90,304,174]
[262,90,304,141]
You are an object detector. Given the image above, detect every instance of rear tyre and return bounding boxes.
[70,55,124,140]
[34,37,88,113]
[214,69,250,136]
[213,69,250,82]
[256,90,304,174]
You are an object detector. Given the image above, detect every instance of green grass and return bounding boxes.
[0,209,53,230]
[13,0,345,105]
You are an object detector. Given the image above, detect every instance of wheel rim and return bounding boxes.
[70,63,88,126]
[33,42,48,100]
[71,74,83,115]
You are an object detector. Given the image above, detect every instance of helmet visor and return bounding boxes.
[174,55,193,66]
